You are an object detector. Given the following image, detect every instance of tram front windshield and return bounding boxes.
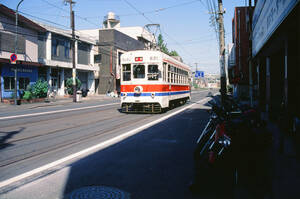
[133,65,145,79]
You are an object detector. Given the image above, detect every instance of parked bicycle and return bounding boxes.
[46,87,57,102]
[190,94,272,198]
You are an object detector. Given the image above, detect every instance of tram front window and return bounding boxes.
[133,65,145,79]
[122,64,131,81]
[148,65,159,80]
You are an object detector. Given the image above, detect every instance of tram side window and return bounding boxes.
[163,63,167,82]
[171,68,174,83]
[168,65,171,83]
[148,65,159,80]
[122,64,131,81]
[133,64,145,79]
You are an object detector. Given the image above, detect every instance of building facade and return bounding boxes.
[78,12,155,94]
[252,0,300,123]
[0,4,46,101]
[0,4,99,102]
[229,6,252,99]
[37,23,98,97]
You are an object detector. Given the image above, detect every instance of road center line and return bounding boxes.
[0,103,120,120]
[0,97,211,189]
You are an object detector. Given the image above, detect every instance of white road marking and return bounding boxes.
[191,90,210,94]
[0,103,120,120]
[0,97,210,189]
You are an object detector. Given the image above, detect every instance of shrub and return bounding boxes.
[32,79,48,98]
[66,77,81,95]
[22,91,32,100]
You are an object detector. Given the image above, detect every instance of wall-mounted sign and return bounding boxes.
[252,0,299,57]
[10,53,17,64]
[10,68,33,73]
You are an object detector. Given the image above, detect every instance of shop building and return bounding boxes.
[0,4,46,101]
[78,12,155,94]
[0,4,99,101]
[251,0,299,123]
[37,23,98,97]
[228,6,252,99]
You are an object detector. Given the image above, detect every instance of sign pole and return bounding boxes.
[14,0,24,105]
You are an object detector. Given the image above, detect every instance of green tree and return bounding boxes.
[157,34,180,57]
[157,34,169,55]
[169,50,179,56]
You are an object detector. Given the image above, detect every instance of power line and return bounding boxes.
[168,32,231,45]
[40,0,99,27]
[15,10,99,42]
[19,11,70,29]
[123,0,199,61]
[96,0,202,18]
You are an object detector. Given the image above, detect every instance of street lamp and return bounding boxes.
[14,0,24,105]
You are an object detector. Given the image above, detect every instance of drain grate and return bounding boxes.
[69,186,130,199]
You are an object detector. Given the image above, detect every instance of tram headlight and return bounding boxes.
[151,93,155,98]
[134,86,143,94]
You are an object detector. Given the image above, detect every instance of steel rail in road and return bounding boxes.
[0,94,212,190]
[0,113,152,168]
[0,102,120,121]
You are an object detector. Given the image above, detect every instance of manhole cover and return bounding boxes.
[69,186,130,199]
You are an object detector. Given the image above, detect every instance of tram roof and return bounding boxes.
[122,50,191,71]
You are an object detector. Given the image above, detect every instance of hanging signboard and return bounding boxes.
[252,0,299,57]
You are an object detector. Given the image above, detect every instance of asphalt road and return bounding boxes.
[0,90,216,199]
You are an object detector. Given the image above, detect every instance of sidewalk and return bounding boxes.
[267,122,300,199]
[0,94,118,111]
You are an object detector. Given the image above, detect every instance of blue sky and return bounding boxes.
[1,0,248,74]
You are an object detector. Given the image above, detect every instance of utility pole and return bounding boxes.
[248,0,254,107]
[14,0,24,105]
[217,0,227,103]
[194,63,198,72]
[65,0,77,102]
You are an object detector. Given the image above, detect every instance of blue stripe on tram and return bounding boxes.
[121,91,190,97]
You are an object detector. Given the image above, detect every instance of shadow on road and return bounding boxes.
[62,107,214,199]
[0,127,25,150]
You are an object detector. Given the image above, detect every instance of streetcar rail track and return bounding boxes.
[0,114,152,167]
[0,105,119,128]
[0,110,126,145]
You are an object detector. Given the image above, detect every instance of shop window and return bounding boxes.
[52,39,59,57]
[64,41,71,59]
[94,54,102,64]
[19,77,30,90]
[4,77,15,90]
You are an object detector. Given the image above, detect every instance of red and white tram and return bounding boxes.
[120,50,191,113]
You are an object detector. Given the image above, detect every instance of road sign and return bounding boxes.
[195,71,204,78]
[10,53,17,64]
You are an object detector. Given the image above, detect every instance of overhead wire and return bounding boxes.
[40,0,99,28]
[122,0,199,62]
[84,0,202,19]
